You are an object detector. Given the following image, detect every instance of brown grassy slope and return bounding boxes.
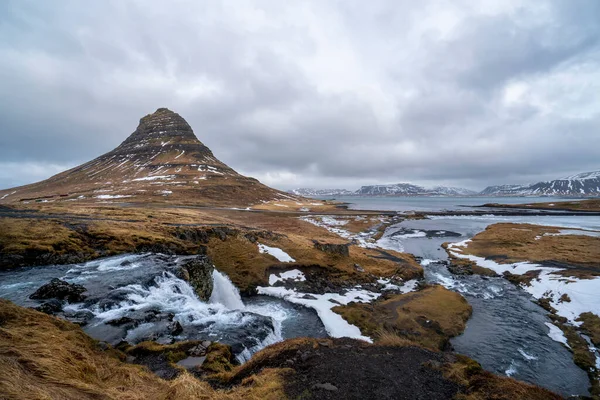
[0,204,422,291]
[578,312,600,347]
[0,299,291,400]
[332,285,472,350]
[457,223,600,277]
[442,355,562,400]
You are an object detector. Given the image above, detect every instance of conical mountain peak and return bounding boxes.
[0,109,294,206]
[122,108,197,145]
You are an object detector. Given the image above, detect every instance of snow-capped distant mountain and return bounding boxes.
[479,184,531,196]
[562,171,600,180]
[430,186,478,196]
[356,183,424,196]
[356,183,476,196]
[289,188,355,197]
[481,170,600,196]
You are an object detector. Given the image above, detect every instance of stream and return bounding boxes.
[376,214,600,397]
[0,253,327,363]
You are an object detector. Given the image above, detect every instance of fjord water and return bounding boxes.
[376,213,600,396]
[320,195,586,212]
[0,253,326,362]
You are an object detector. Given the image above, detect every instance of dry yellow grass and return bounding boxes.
[442,355,562,400]
[458,223,600,277]
[1,204,423,290]
[333,285,472,350]
[0,299,293,400]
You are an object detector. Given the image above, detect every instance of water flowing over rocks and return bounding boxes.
[1,253,327,363]
[29,278,87,303]
[175,255,214,301]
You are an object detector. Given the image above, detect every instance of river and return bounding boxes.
[375,212,600,397]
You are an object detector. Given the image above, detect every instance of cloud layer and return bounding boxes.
[1,0,599,191]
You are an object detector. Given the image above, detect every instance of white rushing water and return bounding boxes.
[209,270,245,310]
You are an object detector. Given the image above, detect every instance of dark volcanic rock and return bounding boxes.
[29,278,87,303]
[312,240,350,257]
[35,299,64,315]
[229,338,461,400]
[176,255,214,301]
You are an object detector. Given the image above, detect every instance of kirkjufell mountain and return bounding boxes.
[0,108,299,206]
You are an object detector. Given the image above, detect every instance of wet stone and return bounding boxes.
[176,356,206,369]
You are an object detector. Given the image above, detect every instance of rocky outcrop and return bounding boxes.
[176,255,214,301]
[29,278,87,302]
[312,240,350,257]
[35,299,64,315]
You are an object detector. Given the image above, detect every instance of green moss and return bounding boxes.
[202,343,234,373]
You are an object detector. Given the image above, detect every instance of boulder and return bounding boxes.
[29,278,87,302]
[312,240,350,257]
[35,299,64,315]
[176,255,214,301]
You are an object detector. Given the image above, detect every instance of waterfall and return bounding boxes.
[209,270,245,310]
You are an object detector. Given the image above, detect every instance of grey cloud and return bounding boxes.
[0,0,599,191]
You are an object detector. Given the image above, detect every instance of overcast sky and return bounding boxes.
[1,0,599,191]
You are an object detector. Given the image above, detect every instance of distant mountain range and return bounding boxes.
[481,171,600,196]
[291,170,600,197]
[290,184,477,197]
[355,184,477,196]
[289,188,355,196]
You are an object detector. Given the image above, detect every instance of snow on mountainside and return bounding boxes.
[356,183,477,196]
[289,188,355,196]
[430,186,478,196]
[562,171,600,180]
[479,184,531,196]
[481,170,600,196]
[0,108,300,207]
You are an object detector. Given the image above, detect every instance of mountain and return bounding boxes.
[0,108,299,207]
[481,170,600,196]
[479,184,531,196]
[429,186,478,196]
[356,183,477,196]
[289,188,355,197]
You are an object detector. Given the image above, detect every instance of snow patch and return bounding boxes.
[447,241,600,324]
[258,244,295,263]
[95,195,133,199]
[544,322,570,348]
[269,269,306,285]
[132,175,175,182]
[257,286,377,342]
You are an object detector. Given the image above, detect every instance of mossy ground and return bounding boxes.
[456,223,600,277]
[332,285,472,350]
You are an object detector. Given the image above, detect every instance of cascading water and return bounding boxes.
[0,253,326,363]
[209,270,245,310]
